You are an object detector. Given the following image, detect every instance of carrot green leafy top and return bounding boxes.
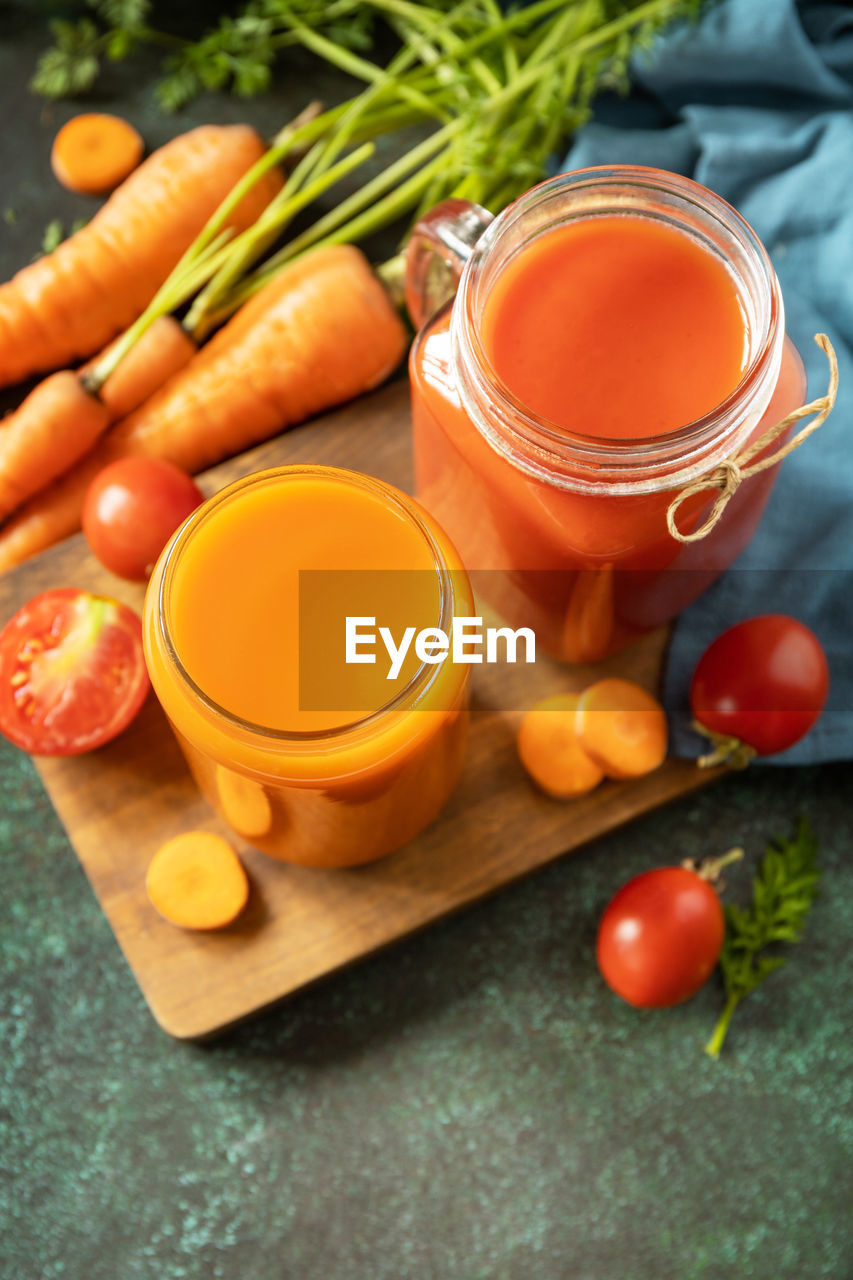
[57,1,706,375]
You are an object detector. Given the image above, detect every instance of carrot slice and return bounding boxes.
[215,765,273,839]
[51,113,145,195]
[146,831,249,930]
[560,565,614,663]
[574,678,668,779]
[517,693,604,798]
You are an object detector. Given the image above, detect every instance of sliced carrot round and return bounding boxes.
[216,764,272,838]
[51,113,145,195]
[574,678,667,779]
[146,831,249,930]
[517,693,604,798]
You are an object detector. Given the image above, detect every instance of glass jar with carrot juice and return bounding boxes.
[406,167,809,661]
[143,465,473,868]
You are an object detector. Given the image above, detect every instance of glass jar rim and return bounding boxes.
[451,165,785,493]
[154,464,462,749]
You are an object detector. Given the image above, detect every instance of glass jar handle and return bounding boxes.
[404,198,494,330]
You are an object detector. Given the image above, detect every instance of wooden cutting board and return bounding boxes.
[0,380,720,1039]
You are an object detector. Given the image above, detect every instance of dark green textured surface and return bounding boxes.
[1,11,852,1280]
[2,737,852,1280]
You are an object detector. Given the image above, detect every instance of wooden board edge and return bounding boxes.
[142,759,724,1040]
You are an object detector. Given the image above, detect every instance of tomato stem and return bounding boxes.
[692,719,757,770]
[682,846,744,885]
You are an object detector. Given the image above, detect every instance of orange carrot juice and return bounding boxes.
[409,168,806,660]
[143,466,473,867]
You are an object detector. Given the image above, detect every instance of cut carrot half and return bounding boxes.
[146,831,249,930]
[517,693,604,798]
[560,565,615,663]
[216,765,273,839]
[574,678,667,779]
[51,113,145,195]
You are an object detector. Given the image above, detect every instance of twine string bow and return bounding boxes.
[666,333,839,544]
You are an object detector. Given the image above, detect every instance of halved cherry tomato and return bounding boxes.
[597,866,725,1008]
[690,614,828,762]
[0,588,149,756]
[82,457,204,581]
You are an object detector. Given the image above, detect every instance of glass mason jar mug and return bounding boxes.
[406,167,808,661]
[143,465,474,868]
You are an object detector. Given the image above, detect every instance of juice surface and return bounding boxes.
[168,473,443,734]
[480,215,748,439]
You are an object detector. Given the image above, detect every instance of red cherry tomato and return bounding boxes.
[0,588,149,756]
[690,614,828,758]
[597,866,724,1008]
[82,457,204,581]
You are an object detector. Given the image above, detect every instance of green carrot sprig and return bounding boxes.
[189,0,704,335]
[31,0,377,109]
[32,0,703,116]
[63,0,706,368]
[706,819,820,1059]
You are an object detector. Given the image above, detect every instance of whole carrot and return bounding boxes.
[0,105,351,526]
[104,244,408,473]
[0,123,281,389]
[0,245,407,572]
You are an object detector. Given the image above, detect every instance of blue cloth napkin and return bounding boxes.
[560,0,853,764]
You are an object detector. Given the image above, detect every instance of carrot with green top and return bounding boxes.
[0,244,407,571]
[0,2,694,558]
[0,123,282,388]
[0,103,370,528]
[0,105,328,522]
[100,244,407,474]
[80,316,199,422]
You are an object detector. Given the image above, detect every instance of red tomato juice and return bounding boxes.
[480,216,747,439]
[410,211,806,660]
